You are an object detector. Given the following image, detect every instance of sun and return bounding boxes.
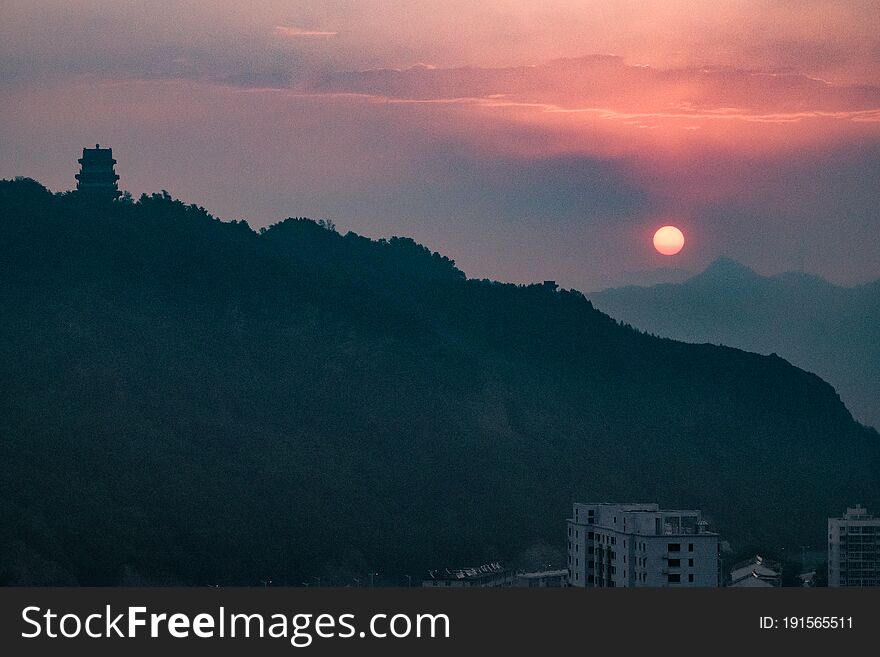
[653,225,685,256]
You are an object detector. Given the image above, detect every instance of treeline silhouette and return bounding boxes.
[1,178,877,585]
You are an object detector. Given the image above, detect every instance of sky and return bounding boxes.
[1,1,879,290]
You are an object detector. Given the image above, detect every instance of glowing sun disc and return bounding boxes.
[653,225,685,255]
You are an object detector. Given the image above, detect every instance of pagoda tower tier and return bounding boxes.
[75,144,120,199]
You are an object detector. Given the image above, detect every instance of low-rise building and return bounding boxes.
[422,562,514,587]
[515,569,568,587]
[729,555,781,587]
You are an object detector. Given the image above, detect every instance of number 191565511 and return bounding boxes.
[760,616,853,630]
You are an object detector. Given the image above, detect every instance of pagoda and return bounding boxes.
[75,144,120,199]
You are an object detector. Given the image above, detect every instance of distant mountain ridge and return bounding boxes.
[1,178,878,585]
[591,258,880,428]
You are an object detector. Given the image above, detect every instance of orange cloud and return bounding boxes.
[311,57,880,122]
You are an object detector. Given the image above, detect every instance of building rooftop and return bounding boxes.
[516,569,567,579]
[424,562,509,581]
[569,502,717,536]
[730,555,781,575]
[839,505,875,520]
[729,555,782,587]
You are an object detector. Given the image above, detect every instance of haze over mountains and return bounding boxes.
[591,258,880,429]
[1,178,878,585]
[588,266,694,291]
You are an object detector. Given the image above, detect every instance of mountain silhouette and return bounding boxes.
[591,257,880,428]
[692,257,761,282]
[1,179,878,585]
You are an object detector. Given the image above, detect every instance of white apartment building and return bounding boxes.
[828,505,880,587]
[567,502,720,587]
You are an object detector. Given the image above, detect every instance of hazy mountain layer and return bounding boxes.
[591,257,880,429]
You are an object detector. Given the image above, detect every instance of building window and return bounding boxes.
[688,543,694,552]
[668,574,680,583]
[688,574,694,583]
[668,559,680,567]
[588,532,594,539]
[688,558,694,567]
[668,543,681,552]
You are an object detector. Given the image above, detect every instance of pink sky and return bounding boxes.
[1,1,879,288]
